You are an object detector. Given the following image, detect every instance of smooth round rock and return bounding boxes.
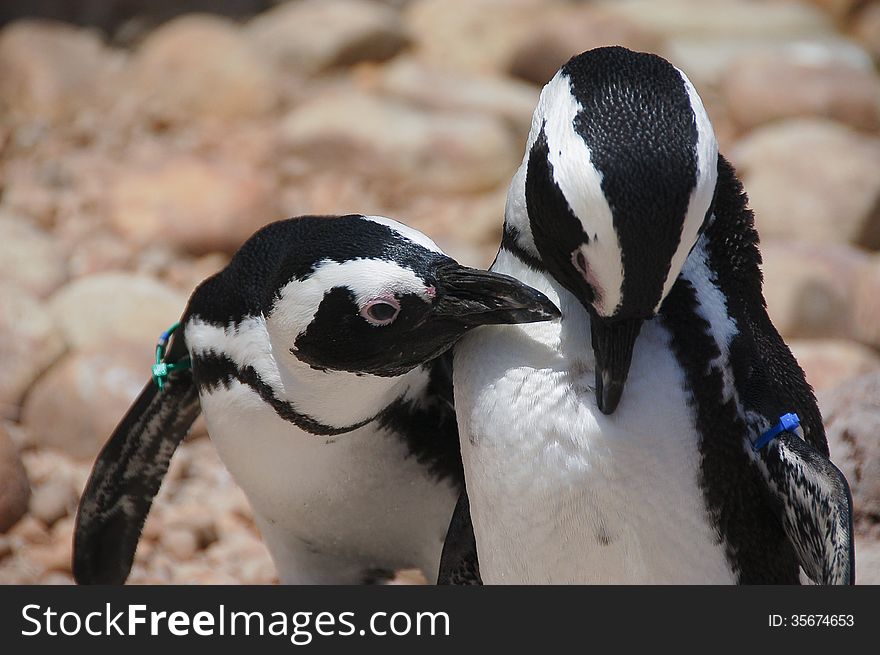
[0,213,67,298]
[0,426,30,533]
[129,14,278,123]
[48,273,186,351]
[855,537,880,585]
[852,2,880,62]
[594,0,832,39]
[789,339,880,392]
[821,371,880,522]
[508,6,667,85]
[854,257,880,350]
[21,343,153,460]
[0,21,112,124]
[723,48,880,132]
[281,90,518,193]
[404,0,541,74]
[246,0,409,76]
[761,241,869,341]
[108,155,279,255]
[733,119,880,250]
[0,283,66,418]
[374,56,539,138]
[28,477,77,528]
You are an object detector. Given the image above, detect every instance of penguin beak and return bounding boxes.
[436,265,560,326]
[590,317,643,415]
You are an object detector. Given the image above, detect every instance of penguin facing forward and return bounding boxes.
[74,213,559,585]
[441,47,854,585]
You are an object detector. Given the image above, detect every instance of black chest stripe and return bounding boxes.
[499,226,547,274]
[192,351,375,437]
[191,351,464,487]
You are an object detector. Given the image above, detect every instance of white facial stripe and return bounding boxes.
[680,238,738,402]
[542,72,624,317]
[503,161,538,254]
[502,95,546,257]
[269,258,430,338]
[186,315,283,389]
[186,312,423,428]
[361,215,445,255]
[658,69,719,311]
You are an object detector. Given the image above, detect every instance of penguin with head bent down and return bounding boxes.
[74,213,559,584]
[441,47,854,585]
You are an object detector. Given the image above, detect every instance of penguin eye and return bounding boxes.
[361,298,401,326]
[573,250,588,277]
[570,247,601,307]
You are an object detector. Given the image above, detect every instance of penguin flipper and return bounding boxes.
[73,361,199,585]
[437,490,482,585]
[753,430,854,585]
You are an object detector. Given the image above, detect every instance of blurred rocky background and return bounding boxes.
[0,0,878,585]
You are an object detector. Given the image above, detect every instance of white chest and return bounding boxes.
[453,273,734,584]
[184,317,458,582]
[198,382,457,583]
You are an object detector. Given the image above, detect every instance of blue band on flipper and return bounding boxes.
[752,413,800,451]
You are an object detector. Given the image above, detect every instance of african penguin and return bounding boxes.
[440,47,854,584]
[74,213,558,585]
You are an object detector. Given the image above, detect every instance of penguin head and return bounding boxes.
[507,46,718,414]
[265,215,559,378]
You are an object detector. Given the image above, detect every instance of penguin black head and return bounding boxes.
[507,46,719,414]
[193,214,559,380]
[274,216,560,376]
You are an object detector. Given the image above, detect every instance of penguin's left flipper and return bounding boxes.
[753,430,855,585]
[73,336,199,585]
[437,491,482,585]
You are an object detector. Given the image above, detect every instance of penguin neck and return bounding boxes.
[491,247,558,308]
[499,160,546,273]
[495,174,567,315]
[261,309,433,432]
[272,349,430,432]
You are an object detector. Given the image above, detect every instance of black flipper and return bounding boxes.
[438,491,482,585]
[752,431,854,585]
[705,155,854,584]
[73,334,199,584]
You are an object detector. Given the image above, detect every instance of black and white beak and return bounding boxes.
[435,264,560,326]
[590,316,643,415]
